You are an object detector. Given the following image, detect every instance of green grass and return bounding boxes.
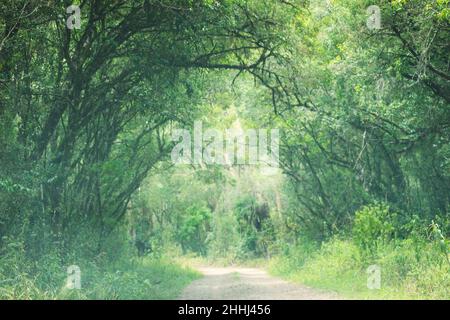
[268,238,450,300]
[80,257,201,299]
[0,257,200,300]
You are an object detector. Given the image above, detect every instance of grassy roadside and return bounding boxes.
[78,257,201,299]
[0,257,200,300]
[267,239,450,300]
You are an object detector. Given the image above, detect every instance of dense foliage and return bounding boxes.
[0,0,448,299]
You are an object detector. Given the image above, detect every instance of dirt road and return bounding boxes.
[178,266,339,300]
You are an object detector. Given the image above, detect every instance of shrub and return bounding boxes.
[353,203,397,259]
[177,204,211,255]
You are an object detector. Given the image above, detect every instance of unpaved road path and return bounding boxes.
[178,266,339,300]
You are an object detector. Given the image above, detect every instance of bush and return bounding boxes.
[177,204,211,255]
[233,196,274,257]
[353,203,397,259]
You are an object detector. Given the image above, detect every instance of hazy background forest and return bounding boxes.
[0,0,449,299]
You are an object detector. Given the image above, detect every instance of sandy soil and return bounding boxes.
[178,266,340,300]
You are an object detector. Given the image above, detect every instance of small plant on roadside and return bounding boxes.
[352,203,397,260]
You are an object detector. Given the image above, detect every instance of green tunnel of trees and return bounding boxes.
[0,0,449,298]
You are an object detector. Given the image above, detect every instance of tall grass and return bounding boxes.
[0,255,200,299]
[269,205,449,299]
